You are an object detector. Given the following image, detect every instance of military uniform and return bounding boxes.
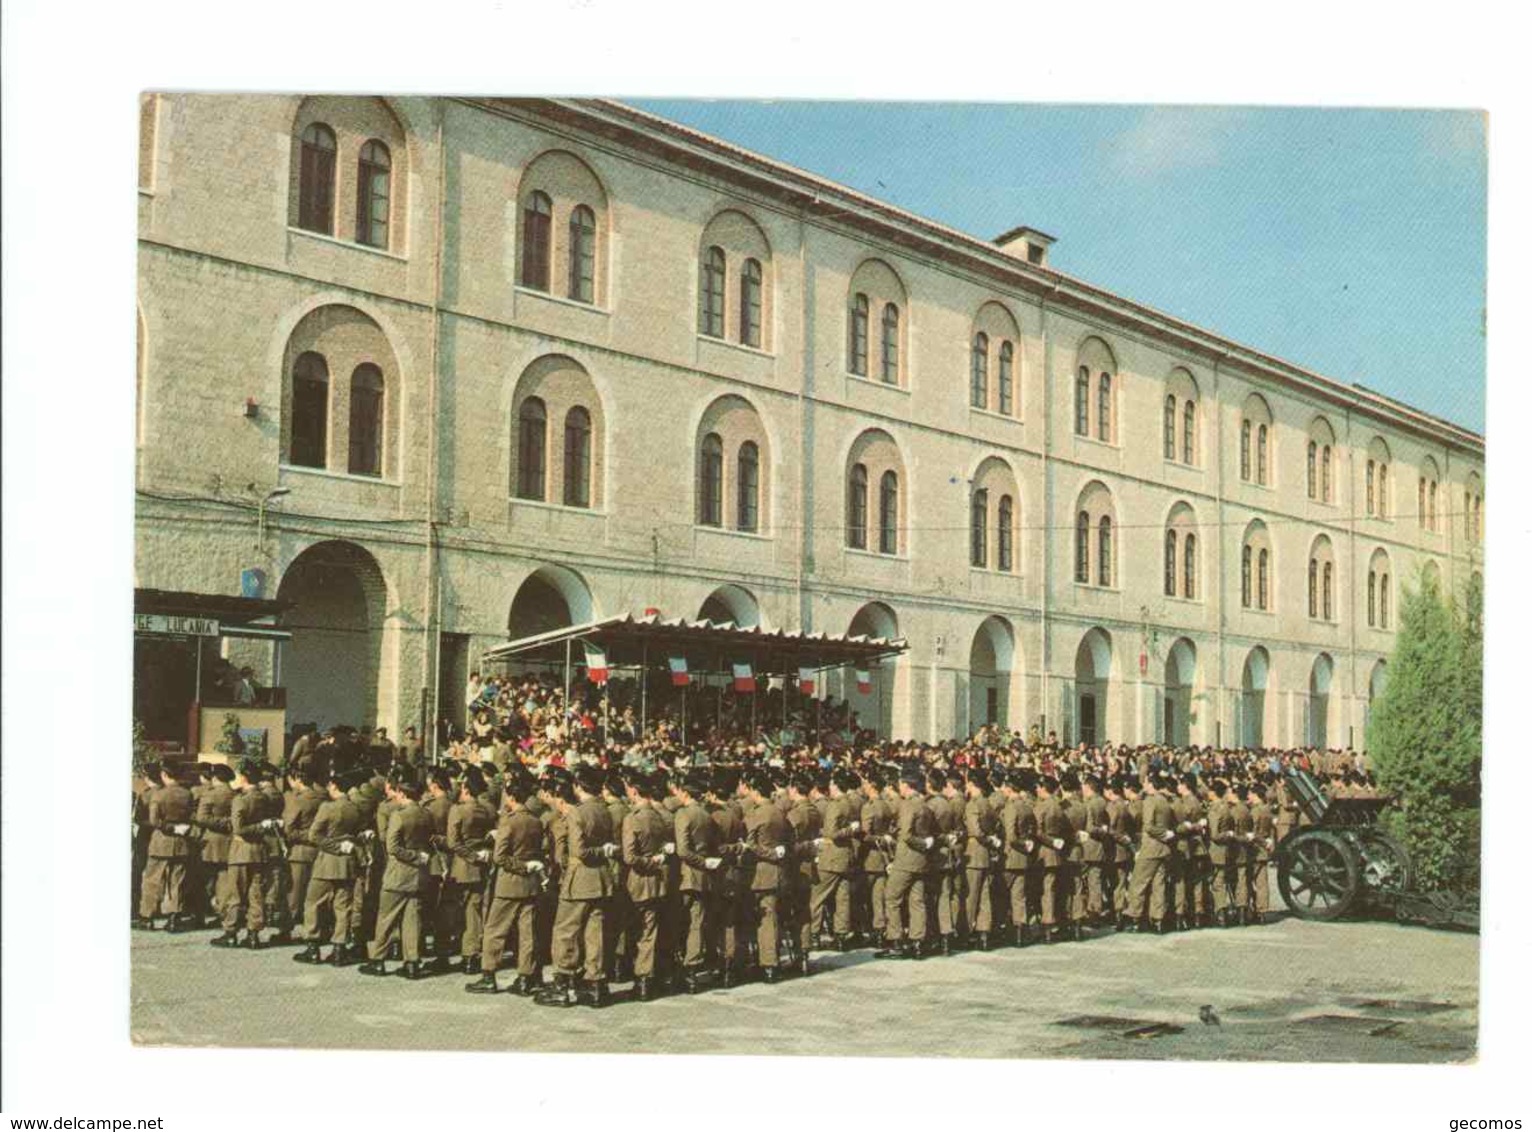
[364,798,434,969]
[1206,795,1237,917]
[743,796,791,971]
[859,787,892,939]
[810,792,857,945]
[218,784,268,939]
[282,782,324,934]
[446,792,496,965]
[552,797,615,986]
[139,778,195,924]
[785,795,820,957]
[961,788,999,942]
[709,796,746,974]
[1034,792,1072,931]
[1001,789,1036,939]
[194,779,234,921]
[1247,793,1275,920]
[1126,791,1175,925]
[622,801,672,990]
[299,790,364,954]
[885,789,933,952]
[478,805,547,988]
[674,795,719,977]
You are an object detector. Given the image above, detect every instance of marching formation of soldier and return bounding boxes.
[133,741,1306,1008]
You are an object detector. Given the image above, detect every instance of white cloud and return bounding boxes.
[1108,106,1251,177]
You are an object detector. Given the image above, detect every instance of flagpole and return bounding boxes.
[640,639,648,739]
[563,638,571,718]
[681,678,687,748]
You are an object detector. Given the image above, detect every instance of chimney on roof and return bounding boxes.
[994,226,1056,268]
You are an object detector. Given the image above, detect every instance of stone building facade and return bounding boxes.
[135,94,1485,751]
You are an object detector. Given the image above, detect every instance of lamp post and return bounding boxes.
[254,485,292,550]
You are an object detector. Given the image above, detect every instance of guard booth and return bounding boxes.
[133,588,292,764]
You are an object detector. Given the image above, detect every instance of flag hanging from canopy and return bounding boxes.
[798,667,816,695]
[669,656,690,687]
[584,642,609,685]
[855,668,872,695]
[732,662,756,693]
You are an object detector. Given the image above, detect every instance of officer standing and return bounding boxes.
[134,764,195,932]
[292,769,365,966]
[672,771,720,992]
[542,765,615,1008]
[1125,774,1176,932]
[810,770,859,952]
[1246,781,1275,924]
[622,772,674,1000]
[277,767,323,945]
[211,759,271,949]
[881,768,933,960]
[961,769,1000,949]
[466,768,548,996]
[445,765,496,973]
[358,772,435,979]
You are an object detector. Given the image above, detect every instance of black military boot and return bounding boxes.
[939,933,955,956]
[762,965,781,984]
[975,930,991,951]
[798,952,813,977]
[635,976,653,1001]
[680,968,703,995]
[357,959,390,976]
[465,972,498,994]
[292,942,324,964]
[242,931,265,950]
[399,959,427,980]
[387,940,403,962]
[721,963,740,988]
[834,933,853,953]
[329,941,357,967]
[462,956,482,975]
[584,979,611,1008]
[209,930,238,948]
[506,974,534,997]
[534,973,572,1006]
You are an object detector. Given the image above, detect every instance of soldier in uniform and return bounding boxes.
[810,770,859,953]
[859,771,892,945]
[1000,770,1037,946]
[134,764,195,932]
[881,768,933,960]
[1033,774,1073,942]
[672,771,721,992]
[211,759,271,949]
[540,765,615,1008]
[466,767,548,996]
[276,767,323,945]
[961,769,1000,949]
[1172,776,1209,929]
[707,770,747,986]
[1228,780,1255,925]
[784,774,820,970]
[603,770,632,983]
[1077,774,1111,929]
[421,767,455,968]
[741,770,792,982]
[1125,774,1177,932]
[622,771,674,999]
[445,765,496,973]
[258,765,287,934]
[1206,778,1238,926]
[358,772,435,979]
[1104,777,1136,929]
[1246,781,1276,924]
[194,763,235,928]
[293,769,366,965]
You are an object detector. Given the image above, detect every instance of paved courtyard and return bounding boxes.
[131,916,1478,1062]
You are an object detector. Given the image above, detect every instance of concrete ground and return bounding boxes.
[131,916,1478,1062]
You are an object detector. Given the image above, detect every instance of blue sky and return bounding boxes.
[631,101,1486,434]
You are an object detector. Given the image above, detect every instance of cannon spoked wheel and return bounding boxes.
[1354,828,1414,895]
[1277,828,1361,920]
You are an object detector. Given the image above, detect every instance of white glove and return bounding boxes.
[987,835,1002,849]
[812,838,825,850]
[849,821,861,832]
[172,823,192,836]
[1023,839,1036,853]
[922,836,935,850]
[338,840,355,855]
[132,823,141,838]
[1076,830,1091,843]
[360,830,376,842]
[602,843,618,859]
[662,842,676,856]
[704,857,722,870]
[258,818,274,831]
[525,859,545,873]
[773,844,787,859]
[474,849,490,863]
[1052,838,1066,850]
[1160,831,1177,843]
[415,850,431,865]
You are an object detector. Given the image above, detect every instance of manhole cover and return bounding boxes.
[1296,1014,1403,1037]
[1353,999,1457,1014]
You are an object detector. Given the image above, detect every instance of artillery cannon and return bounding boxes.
[1275,766,1477,931]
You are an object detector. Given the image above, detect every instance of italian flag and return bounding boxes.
[798,667,817,694]
[668,656,690,687]
[855,668,872,694]
[732,662,756,693]
[584,642,609,685]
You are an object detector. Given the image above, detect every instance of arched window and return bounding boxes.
[568,205,596,304]
[1075,368,1090,436]
[1258,549,1270,611]
[1182,400,1196,464]
[971,333,989,409]
[289,351,329,468]
[347,364,384,477]
[1164,530,1178,596]
[997,494,1014,572]
[1368,569,1377,627]
[516,398,547,500]
[1257,425,1269,485]
[297,123,337,235]
[355,140,391,249]
[1097,515,1113,586]
[1379,465,1389,516]
[1366,460,1376,515]
[847,464,868,550]
[998,342,1014,416]
[741,259,763,348]
[1307,440,1318,499]
[1097,373,1112,442]
[1322,445,1333,502]
[1418,477,1426,529]
[1323,561,1334,620]
[878,470,899,554]
[970,488,989,567]
[700,246,726,338]
[1380,573,1390,627]
[1184,532,1197,600]
[698,432,724,527]
[563,406,592,508]
[1164,396,1177,461]
[520,191,552,291]
[1075,511,1090,583]
[1428,480,1438,530]
[1241,545,1253,608]
[880,304,900,385]
[1240,419,1252,480]
[849,294,869,376]
[1308,558,1319,618]
[737,441,759,533]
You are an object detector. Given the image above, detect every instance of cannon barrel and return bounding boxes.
[1282,764,1331,825]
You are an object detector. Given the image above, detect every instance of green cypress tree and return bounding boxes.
[1367,567,1482,890]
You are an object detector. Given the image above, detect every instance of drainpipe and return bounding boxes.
[1038,280,1059,738]
[1212,352,1226,748]
[420,105,447,760]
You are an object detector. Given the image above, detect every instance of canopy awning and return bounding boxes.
[480,612,906,673]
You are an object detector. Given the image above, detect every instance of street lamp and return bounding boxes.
[254,485,292,549]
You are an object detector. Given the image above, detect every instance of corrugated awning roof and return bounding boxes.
[134,587,289,626]
[480,612,906,671]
